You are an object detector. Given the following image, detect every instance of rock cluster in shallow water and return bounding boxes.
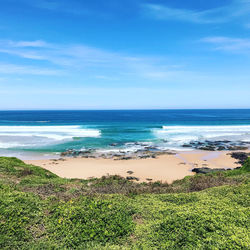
[60,140,250,160]
[182,140,249,151]
[60,147,174,160]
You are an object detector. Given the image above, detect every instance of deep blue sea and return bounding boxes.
[0,109,250,159]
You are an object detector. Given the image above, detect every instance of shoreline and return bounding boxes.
[24,150,242,183]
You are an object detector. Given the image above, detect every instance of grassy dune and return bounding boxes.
[0,157,249,249]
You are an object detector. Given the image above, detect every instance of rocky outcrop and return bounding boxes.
[230,152,250,165]
[192,167,228,174]
[60,147,175,160]
[183,140,249,151]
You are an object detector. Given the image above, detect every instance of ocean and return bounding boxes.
[0,109,250,159]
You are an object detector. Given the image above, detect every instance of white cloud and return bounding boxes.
[5,39,245,84]
[0,40,121,67]
[0,48,47,60]
[0,39,184,81]
[201,36,250,53]
[0,63,63,75]
[15,0,92,15]
[142,0,250,24]
[7,40,49,48]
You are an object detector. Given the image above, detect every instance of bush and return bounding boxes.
[188,173,237,191]
[242,158,250,172]
[154,207,249,249]
[0,157,57,179]
[144,185,250,249]
[47,197,135,248]
[0,157,249,249]
[0,185,44,248]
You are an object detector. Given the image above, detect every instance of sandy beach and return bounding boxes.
[25,150,241,183]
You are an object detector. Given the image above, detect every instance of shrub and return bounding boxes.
[0,157,249,249]
[159,193,199,205]
[146,185,250,249]
[0,186,44,248]
[242,158,250,172]
[188,173,237,192]
[0,157,57,179]
[154,208,249,249]
[47,197,135,248]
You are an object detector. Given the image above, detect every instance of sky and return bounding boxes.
[0,0,250,109]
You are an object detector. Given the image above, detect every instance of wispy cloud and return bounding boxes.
[142,0,250,24]
[201,36,250,53]
[13,0,92,15]
[0,39,122,67]
[0,63,63,75]
[0,39,184,80]
[6,40,49,48]
[4,39,242,84]
[0,49,47,60]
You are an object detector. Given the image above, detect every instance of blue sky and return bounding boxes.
[0,0,250,109]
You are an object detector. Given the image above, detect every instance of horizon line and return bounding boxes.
[0,108,250,111]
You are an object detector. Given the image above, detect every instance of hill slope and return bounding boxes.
[0,157,249,249]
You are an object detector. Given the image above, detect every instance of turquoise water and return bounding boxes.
[0,110,250,158]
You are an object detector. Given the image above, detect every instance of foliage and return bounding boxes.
[47,197,135,248]
[0,184,44,248]
[242,157,250,172]
[0,156,57,179]
[146,185,249,249]
[0,157,249,249]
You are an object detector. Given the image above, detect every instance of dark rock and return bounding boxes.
[115,156,133,161]
[197,146,216,151]
[182,139,249,152]
[58,158,66,161]
[192,167,226,174]
[138,155,151,159]
[230,152,250,165]
[217,146,226,151]
[126,176,140,181]
[227,146,248,151]
[127,171,134,175]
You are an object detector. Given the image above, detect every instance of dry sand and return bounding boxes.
[25,151,240,183]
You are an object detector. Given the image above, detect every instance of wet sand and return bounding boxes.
[24,151,240,183]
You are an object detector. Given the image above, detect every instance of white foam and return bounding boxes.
[97,146,142,154]
[0,142,28,148]
[158,146,193,151]
[162,125,250,133]
[153,125,250,149]
[0,125,101,148]
[0,125,100,139]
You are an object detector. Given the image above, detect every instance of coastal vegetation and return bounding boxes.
[0,156,249,249]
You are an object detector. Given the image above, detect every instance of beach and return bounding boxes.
[25,150,240,183]
[1,110,249,183]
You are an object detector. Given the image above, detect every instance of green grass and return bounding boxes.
[0,156,249,249]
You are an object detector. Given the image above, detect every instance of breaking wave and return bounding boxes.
[0,125,101,148]
[153,125,250,148]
